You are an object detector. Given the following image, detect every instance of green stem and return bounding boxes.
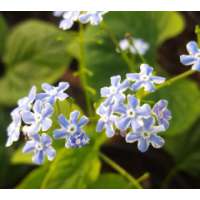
[99,152,142,189]
[161,167,178,188]
[142,70,196,98]
[79,24,92,116]
[157,70,195,90]
[137,172,150,183]
[101,22,134,72]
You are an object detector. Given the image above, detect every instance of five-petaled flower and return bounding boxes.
[23,133,56,165]
[116,95,151,132]
[100,75,129,106]
[53,111,89,148]
[119,37,149,55]
[126,117,165,152]
[37,82,69,105]
[126,64,165,92]
[152,100,172,130]
[180,41,200,71]
[96,103,117,137]
[22,100,53,135]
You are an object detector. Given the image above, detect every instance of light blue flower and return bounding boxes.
[6,108,22,147]
[53,111,89,148]
[119,37,149,55]
[79,11,107,26]
[100,75,129,106]
[96,103,117,137]
[37,82,69,105]
[17,86,36,111]
[59,11,80,30]
[115,95,151,131]
[125,117,165,152]
[152,100,172,130]
[23,133,56,165]
[180,41,200,71]
[66,132,90,148]
[22,100,53,135]
[126,64,165,92]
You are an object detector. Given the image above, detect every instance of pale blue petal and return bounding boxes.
[117,117,131,130]
[137,137,149,152]
[41,134,52,146]
[22,111,35,124]
[149,134,165,148]
[96,120,105,132]
[125,133,140,143]
[186,41,199,55]
[58,82,69,92]
[105,123,115,137]
[78,116,89,127]
[111,75,121,87]
[33,151,44,165]
[100,87,110,97]
[140,64,153,76]
[45,147,56,161]
[58,115,69,128]
[33,100,42,114]
[126,73,140,81]
[180,55,196,65]
[151,76,165,84]
[70,111,80,123]
[41,118,52,131]
[23,141,36,153]
[127,95,138,108]
[192,59,200,71]
[53,129,67,139]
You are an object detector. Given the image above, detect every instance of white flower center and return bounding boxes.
[35,114,42,123]
[36,143,43,151]
[195,52,200,58]
[110,86,117,94]
[101,114,108,122]
[127,109,136,118]
[49,88,57,96]
[67,124,77,134]
[141,74,150,81]
[142,132,151,138]
[76,138,81,145]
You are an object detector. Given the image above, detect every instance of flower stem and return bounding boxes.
[101,22,135,72]
[157,70,195,90]
[79,23,92,116]
[99,152,142,189]
[161,167,178,188]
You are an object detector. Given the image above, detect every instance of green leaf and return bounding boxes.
[0,15,8,56]
[17,165,49,189]
[0,20,73,106]
[75,12,184,99]
[40,146,101,188]
[88,173,132,189]
[165,121,200,176]
[11,147,33,165]
[147,79,200,136]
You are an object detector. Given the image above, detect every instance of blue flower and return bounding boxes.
[6,108,22,147]
[100,75,129,106]
[17,86,36,111]
[66,132,90,148]
[96,103,117,137]
[152,100,172,130]
[59,11,80,30]
[79,11,107,26]
[22,100,53,135]
[180,41,200,71]
[23,133,56,165]
[53,111,89,148]
[119,37,149,55]
[125,117,165,152]
[115,95,151,131]
[126,64,165,92]
[37,82,69,105]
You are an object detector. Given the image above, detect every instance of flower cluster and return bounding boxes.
[6,82,90,164]
[54,11,108,30]
[119,37,149,55]
[96,64,171,152]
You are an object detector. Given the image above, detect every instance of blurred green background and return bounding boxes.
[1,11,200,189]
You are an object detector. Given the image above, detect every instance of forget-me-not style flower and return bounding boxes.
[79,11,107,26]
[126,64,165,92]
[100,75,129,106]
[116,95,151,131]
[17,86,36,111]
[66,132,90,148]
[96,103,117,137]
[119,37,149,55]
[53,111,89,148]
[22,100,53,135]
[37,82,69,105]
[23,133,56,165]
[180,41,200,71]
[126,117,165,152]
[152,100,172,130]
[6,109,22,147]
